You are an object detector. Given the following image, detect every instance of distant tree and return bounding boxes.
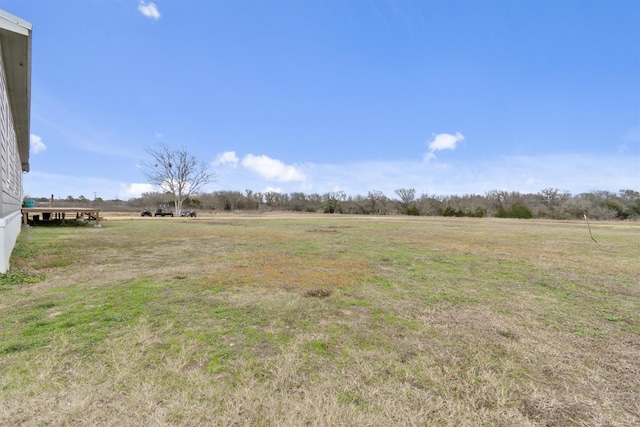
[571,190,634,220]
[214,190,244,211]
[619,189,640,217]
[394,188,415,205]
[244,189,261,210]
[289,192,308,212]
[323,191,346,213]
[263,191,278,210]
[368,190,389,215]
[306,193,323,212]
[537,188,571,218]
[539,188,570,208]
[394,188,416,214]
[182,197,202,208]
[416,194,443,216]
[142,143,216,215]
[485,190,508,216]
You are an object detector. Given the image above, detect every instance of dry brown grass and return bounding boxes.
[1,214,638,425]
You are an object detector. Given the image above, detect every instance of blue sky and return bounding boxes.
[3,0,639,200]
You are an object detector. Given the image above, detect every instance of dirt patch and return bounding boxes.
[304,289,332,298]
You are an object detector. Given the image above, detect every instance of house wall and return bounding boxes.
[0,42,23,272]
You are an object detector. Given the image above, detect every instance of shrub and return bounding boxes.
[495,203,533,219]
[406,204,421,216]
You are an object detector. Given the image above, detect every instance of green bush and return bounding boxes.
[443,206,460,217]
[406,204,421,216]
[495,203,533,219]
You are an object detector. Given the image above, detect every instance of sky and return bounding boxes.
[2,0,639,200]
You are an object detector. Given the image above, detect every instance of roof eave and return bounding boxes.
[0,9,32,173]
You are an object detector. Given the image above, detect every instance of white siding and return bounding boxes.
[0,41,24,272]
[0,43,22,212]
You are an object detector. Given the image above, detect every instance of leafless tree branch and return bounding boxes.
[141,143,216,214]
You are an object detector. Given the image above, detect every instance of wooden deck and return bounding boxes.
[22,208,101,227]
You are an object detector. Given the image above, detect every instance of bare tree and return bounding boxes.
[289,192,308,212]
[367,190,389,214]
[323,191,346,213]
[263,191,278,210]
[245,189,261,210]
[394,188,416,213]
[142,143,216,215]
[394,188,415,204]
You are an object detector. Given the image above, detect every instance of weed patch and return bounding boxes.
[0,271,42,289]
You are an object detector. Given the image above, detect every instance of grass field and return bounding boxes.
[1,214,638,426]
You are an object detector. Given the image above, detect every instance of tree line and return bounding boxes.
[35,188,640,220]
[25,146,639,220]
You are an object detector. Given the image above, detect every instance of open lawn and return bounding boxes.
[1,214,639,426]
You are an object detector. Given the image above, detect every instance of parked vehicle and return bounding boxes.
[154,208,174,217]
[180,210,196,217]
[141,210,152,217]
[154,203,174,217]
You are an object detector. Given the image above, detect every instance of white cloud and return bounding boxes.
[242,154,306,182]
[121,183,156,198]
[30,134,46,154]
[213,151,239,168]
[138,1,160,20]
[22,171,150,200]
[425,131,465,160]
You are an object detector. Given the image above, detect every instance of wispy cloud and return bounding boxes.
[138,1,160,20]
[23,171,148,200]
[264,186,283,194]
[122,182,156,198]
[425,131,465,161]
[30,134,46,154]
[213,151,239,168]
[241,154,306,182]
